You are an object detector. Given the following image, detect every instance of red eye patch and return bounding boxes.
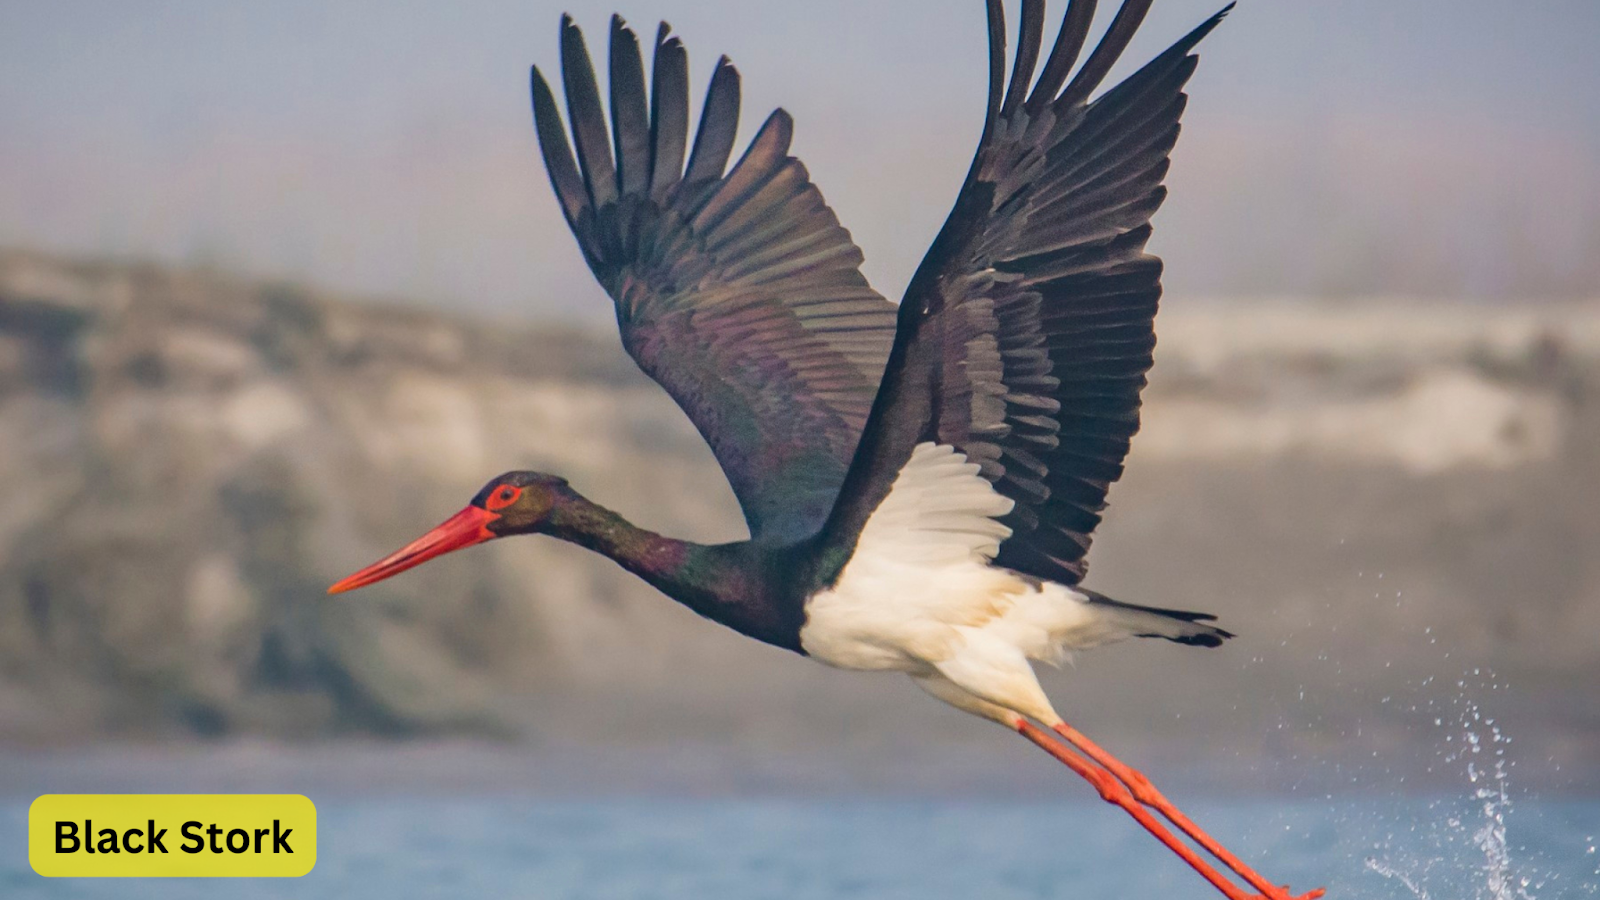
[485,485,521,512]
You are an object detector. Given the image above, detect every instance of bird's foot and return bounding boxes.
[1208,880,1325,900]
[1195,876,1326,900]
[1248,890,1325,900]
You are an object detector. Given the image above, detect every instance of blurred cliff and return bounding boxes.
[2,247,1597,782]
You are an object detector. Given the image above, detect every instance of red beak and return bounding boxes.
[328,505,500,594]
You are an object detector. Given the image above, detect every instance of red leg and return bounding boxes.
[1014,720,1269,900]
[1050,721,1325,900]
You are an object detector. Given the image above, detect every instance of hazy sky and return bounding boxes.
[2,1,1598,322]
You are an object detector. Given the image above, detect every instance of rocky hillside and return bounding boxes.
[2,248,1597,782]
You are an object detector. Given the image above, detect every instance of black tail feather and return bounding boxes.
[1081,588,1235,647]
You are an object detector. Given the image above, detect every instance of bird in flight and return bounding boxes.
[331,2,1322,898]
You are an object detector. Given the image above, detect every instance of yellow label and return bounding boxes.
[29,794,316,877]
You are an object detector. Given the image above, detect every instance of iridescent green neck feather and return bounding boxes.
[542,487,806,652]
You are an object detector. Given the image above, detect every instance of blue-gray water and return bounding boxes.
[5,795,1598,899]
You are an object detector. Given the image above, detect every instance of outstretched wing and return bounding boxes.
[822,0,1230,584]
[531,16,897,543]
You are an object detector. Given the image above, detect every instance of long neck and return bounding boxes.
[542,489,803,651]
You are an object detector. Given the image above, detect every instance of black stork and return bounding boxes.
[331,3,1322,898]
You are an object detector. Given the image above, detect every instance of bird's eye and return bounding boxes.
[486,485,521,511]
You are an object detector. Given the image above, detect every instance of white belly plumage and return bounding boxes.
[801,557,1125,673]
[796,442,1144,725]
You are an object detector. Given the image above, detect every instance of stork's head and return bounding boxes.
[327,471,570,594]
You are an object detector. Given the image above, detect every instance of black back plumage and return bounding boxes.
[530,17,898,544]
[823,0,1232,586]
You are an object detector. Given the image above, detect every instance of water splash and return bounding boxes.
[1363,674,1542,899]
[1468,727,1530,900]
[1366,857,1431,900]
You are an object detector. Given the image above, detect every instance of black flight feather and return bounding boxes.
[560,15,617,207]
[684,58,740,184]
[608,16,651,197]
[649,24,689,199]
[1028,0,1098,111]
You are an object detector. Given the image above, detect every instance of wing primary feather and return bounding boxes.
[692,109,793,233]
[560,15,618,207]
[649,24,690,198]
[904,0,1009,304]
[1028,0,1098,111]
[1152,4,1234,69]
[999,0,1045,119]
[609,16,651,197]
[530,65,588,227]
[979,0,1007,148]
[684,57,741,184]
[1057,0,1155,109]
